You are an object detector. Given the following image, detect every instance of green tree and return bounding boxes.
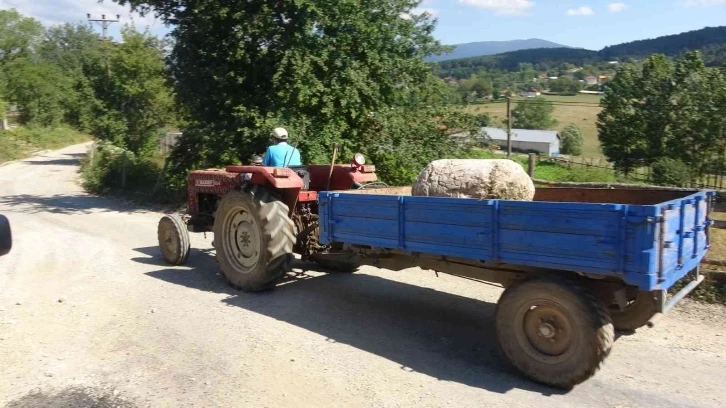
[89,27,175,156]
[560,124,583,155]
[3,58,74,126]
[511,97,557,130]
[651,157,691,187]
[548,77,583,94]
[668,51,726,177]
[598,52,726,176]
[117,0,472,183]
[38,23,106,131]
[597,55,674,173]
[470,77,493,97]
[0,9,43,65]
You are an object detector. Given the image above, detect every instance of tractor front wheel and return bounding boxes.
[158,214,191,265]
[213,187,295,292]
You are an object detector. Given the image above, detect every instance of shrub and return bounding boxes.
[533,160,617,182]
[81,142,185,203]
[560,124,584,156]
[82,142,159,193]
[651,157,691,187]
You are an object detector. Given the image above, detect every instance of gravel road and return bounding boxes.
[1,144,726,408]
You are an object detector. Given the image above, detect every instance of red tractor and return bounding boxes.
[156,152,379,292]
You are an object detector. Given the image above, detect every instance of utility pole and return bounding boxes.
[87,14,120,76]
[506,97,512,158]
[87,13,120,39]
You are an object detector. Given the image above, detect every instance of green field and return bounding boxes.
[464,94,604,157]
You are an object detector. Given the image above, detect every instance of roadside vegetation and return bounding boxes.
[0,126,90,163]
[0,9,176,199]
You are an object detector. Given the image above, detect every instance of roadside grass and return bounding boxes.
[463,148,618,182]
[0,126,90,163]
[80,142,184,206]
[463,94,603,157]
[696,211,726,305]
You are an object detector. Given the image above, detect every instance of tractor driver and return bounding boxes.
[262,127,301,168]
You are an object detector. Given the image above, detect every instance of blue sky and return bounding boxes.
[422,0,726,49]
[1,0,725,50]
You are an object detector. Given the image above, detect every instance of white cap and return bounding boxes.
[271,127,288,140]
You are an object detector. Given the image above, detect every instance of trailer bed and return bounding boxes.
[319,187,715,291]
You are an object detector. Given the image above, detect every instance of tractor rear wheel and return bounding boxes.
[158,214,191,265]
[213,187,295,292]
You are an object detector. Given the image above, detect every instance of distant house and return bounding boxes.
[598,75,609,84]
[521,89,541,98]
[548,76,558,80]
[443,76,458,85]
[584,76,598,86]
[478,127,560,156]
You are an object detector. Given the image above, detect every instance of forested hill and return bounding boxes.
[436,26,726,78]
[426,39,568,62]
[437,48,599,78]
[600,26,726,59]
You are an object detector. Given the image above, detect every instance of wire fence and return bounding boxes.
[542,156,726,190]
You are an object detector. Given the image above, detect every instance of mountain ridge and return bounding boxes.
[427,38,571,62]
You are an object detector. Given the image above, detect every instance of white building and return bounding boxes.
[478,127,561,156]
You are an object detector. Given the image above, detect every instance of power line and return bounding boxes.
[87,13,120,39]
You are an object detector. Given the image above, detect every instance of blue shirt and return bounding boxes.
[262,142,301,167]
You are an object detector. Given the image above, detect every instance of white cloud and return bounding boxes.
[0,0,163,35]
[607,2,628,12]
[413,7,440,17]
[566,6,595,16]
[401,7,439,20]
[680,0,726,6]
[458,0,535,16]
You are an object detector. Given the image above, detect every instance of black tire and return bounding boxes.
[314,259,360,273]
[608,291,658,331]
[313,243,360,273]
[213,187,295,292]
[158,214,191,265]
[495,277,614,389]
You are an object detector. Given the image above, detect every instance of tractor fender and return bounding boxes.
[225,166,304,190]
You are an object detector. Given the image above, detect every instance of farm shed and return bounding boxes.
[478,127,561,156]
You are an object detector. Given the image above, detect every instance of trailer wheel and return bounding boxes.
[496,277,614,389]
[313,243,360,273]
[158,214,191,265]
[213,187,295,292]
[314,258,360,273]
[608,291,657,331]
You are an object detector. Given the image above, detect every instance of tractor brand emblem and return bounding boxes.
[195,179,221,187]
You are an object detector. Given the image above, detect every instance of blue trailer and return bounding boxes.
[317,186,715,388]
